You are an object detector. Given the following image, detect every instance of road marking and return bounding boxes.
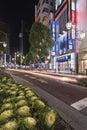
[24,75,36,79]
[71,97,87,111]
[29,76,36,79]
[37,79,48,84]
[24,74,29,77]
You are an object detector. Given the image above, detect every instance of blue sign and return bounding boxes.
[58,37,62,54]
[51,21,56,55]
[51,21,56,42]
[68,39,73,50]
[69,39,73,45]
[56,55,71,62]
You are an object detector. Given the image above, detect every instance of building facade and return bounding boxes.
[35,0,54,26]
[54,0,87,74]
[35,0,55,68]
[54,0,75,73]
[35,0,87,74]
[76,0,87,74]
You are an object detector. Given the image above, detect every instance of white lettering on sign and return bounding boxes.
[55,0,64,10]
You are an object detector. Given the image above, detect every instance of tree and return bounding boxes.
[29,22,54,62]
[0,31,7,51]
[25,51,35,64]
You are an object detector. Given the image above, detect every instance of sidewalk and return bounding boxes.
[36,69,87,78]
[33,69,87,85]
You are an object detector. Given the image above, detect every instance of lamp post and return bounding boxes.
[0,41,7,67]
[3,42,7,67]
[66,21,85,74]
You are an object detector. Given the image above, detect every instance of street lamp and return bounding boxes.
[3,42,7,67]
[66,21,85,73]
[3,42,7,48]
[66,22,72,30]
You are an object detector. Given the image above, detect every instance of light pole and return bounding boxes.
[3,42,7,67]
[66,21,85,74]
[0,41,7,67]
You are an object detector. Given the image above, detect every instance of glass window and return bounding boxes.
[50,1,53,6]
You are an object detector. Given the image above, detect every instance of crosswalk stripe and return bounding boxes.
[37,79,48,84]
[71,97,87,111]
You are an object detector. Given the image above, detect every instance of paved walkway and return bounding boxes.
[36,69,87,78]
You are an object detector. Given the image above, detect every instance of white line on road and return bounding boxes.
[24,74,29,77]
[24,74,48,84]
[37,79,48,84]
[24,75,36,79]
[30,76,36,79]
[71,97,87,111]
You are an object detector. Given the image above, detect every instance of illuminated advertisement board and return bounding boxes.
[56,55,71,62]
[51,21,56,55]
[58,37,62,55]
[68,39,73,50]
[58,33,67,55]
[71,0,76,40]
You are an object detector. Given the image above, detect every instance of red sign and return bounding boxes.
[71,10,76,23]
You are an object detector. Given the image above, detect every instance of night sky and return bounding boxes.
[0,0,39,55]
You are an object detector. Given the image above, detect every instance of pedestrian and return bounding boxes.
[58,67,60,73]
[70,68,72,74]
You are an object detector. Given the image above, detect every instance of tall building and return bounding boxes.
[35,0,55,68]
[54,0,87,74]
[35,0,54,26]
[76,0,87,74]
[54,0,71,73]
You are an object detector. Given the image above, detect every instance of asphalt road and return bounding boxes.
[6,69,87,130]
[7,69,87,106]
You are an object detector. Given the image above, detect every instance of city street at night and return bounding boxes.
[6,68,87,130]
[0,0,87,130]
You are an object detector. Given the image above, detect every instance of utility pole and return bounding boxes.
[21,20,23,55]
[19,20,23,66]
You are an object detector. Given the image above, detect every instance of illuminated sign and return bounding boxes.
[56,55,71,62]
[51,21,56,55]
[55,0,64,11]
[68,39,73,50]
[72,10,76,23]
[51,21,56,42]
[58,33,67,55]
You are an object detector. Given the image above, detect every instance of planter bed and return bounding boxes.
[0,71,73,130]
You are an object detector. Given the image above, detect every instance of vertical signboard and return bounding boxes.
[67,0,76,50]
[67,0,72,50]
[58,32,67,55]
[58,36,62,55]
[63,33,67,53]
[67,0,71,21]
[55,21,59,54]
[71,0,76,40]
[51,21,56,55]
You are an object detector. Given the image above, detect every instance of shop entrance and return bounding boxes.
[79,54,87,74]
[58,61,71,73]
